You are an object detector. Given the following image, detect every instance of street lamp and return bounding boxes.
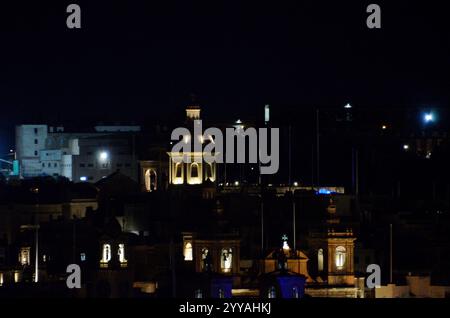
[423,112,434,123]
[99,151,108,161]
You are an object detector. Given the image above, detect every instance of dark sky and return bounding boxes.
[0,1,449,151]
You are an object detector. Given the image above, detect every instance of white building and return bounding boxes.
[15,124,140,182]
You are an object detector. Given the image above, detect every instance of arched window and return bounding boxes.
[145,169,157,192]
[191,163,199,178]
[194,289,203,298]
[220,248,233,273]
[318,248,324,272]
[205,163,213,180]
[335,246,346,269]
[118,244,127,267]
[292,286,299,298]
[218,288,225,298]
[175,163,182,178]
[100,244,111,267]
[268,286,276,298]
[184,242,193,261]
[201,248,211,271]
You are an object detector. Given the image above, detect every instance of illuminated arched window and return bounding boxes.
[201,248,211,272]
[292,286,299,298]
[318,248,324,272]
[118,244,127,267]
[335,246,346,270]
[100,244,111,267]
[19,247,31,266]
[145,169,157,192]
[268,286,276,298]
[184,242,193,261]
[220,248,232,273]
[191,163,199,178]
[194,289,203,298]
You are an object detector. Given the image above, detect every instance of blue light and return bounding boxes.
[423,112,434,123]
[318,188,332,195]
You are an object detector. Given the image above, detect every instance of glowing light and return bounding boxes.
[424,113,434,123]
[344,103,352,109]
[403,144,409,150]
[80,176,87,181]
[99,151,108,161]
[318,188,331,195]
[381,125,387,130]
[234,181,239,186]
[293,181,298,187]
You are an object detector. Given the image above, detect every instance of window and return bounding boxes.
[205,163,213,181]
[220,248,233,273]
[318,248,324,272]
[80,163,85,167]
[34,139,38,144]
[175,163,182,178]
[335,246,346,269]
[201,248,211,272]
[268,286,276,298]
[292,286,299,299]
[54,163,57,168]
[87,152,92,155]
[42,163,45,167]
[80,253,86,261]
[118,244,127,267]
[88,163,94,167]
[184,242,193,261]
[48,163,51,168]
[117,163,123,168]
[100,244,111,268]
[34,151,38,156]
[125,163,131,167]
[34,128,38,134]
[19,247,31,266]
[191,163,199,178]
[218,288,225,298]
[194,289,203,298]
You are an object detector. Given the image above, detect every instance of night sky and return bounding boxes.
[0,1,449,153]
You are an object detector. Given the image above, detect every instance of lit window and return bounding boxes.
[218,288,225,298]
[0,272,3,286]
[194,289,203,298]
[220,248,233,273]
[184,242,193,261]
[14,271,20,283]
[201,248,211,272]
[100,244,111,268]
[335,246,346,269]
[19,247,31,266]
[80,176,87,182]
[292,286,299,298]
[80,253,86,261]
[318,248,324,272]
[268,286,276,298]
[118,244,127,267]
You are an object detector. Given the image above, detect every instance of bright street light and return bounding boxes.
[99,151,108,161]
[424,112,434,123]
